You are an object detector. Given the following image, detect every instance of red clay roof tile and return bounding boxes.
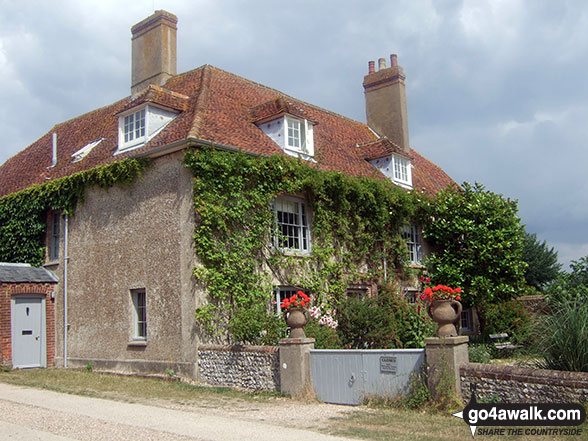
[0,64,454,198]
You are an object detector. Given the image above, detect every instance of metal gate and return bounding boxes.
[310,349,424,405]
[11,295,47,368]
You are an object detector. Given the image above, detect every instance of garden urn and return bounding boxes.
[285,307,309,338]
[427,299,462,337]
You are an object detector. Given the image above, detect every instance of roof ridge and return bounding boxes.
[188,64,369,127]
[187,65,212,138]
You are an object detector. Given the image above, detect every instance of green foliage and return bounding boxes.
[184,148,424,343]
[304,318,343,349]
[84,362,95,373]
[522,231,561,291]
[336,284,435,349]
[547,255,588,305]
[534,299,588,372]
[468,344,492,364]
[423,182,527,316]
[0,159,151,266]
[479,299,532,345]
[228,304,287,346]
[404,370,432,410]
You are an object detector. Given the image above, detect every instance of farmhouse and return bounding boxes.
[0,11,454,376]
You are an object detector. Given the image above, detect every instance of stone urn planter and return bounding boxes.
[285,307,310,338]
[427,299,462,337]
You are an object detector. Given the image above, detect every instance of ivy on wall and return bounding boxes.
[184,147,426,342]
[0,158,151,266]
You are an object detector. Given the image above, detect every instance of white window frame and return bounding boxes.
[392,154,412,186]
[273,196,311,254]
[122,108,146,147]
[401,224,422,265]
[285,116,313,155]
[131,289,147,341]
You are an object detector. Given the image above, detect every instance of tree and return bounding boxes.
[423,183,527,331]
[522,231,561,291]
[546,255,588,305]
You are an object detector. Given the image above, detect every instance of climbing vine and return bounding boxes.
[184,148,427,343]
[0,158,151,266]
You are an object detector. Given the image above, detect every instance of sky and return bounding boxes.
[1,0,587,269]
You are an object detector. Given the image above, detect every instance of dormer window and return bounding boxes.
[256,115,315,159]
[116,104,178,154]
[368,153,413,189]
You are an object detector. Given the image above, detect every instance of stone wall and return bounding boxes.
[198,345,280,391]
[460,363,588,403]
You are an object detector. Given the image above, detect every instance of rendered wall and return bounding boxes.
[49,151,198,378]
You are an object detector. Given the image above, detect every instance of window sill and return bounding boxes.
[44,260,60,267]
[127,340,147,347]
[279,249,311,257]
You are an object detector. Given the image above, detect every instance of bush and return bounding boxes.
[534,300,588,372]
[336,284,435,349]
[468,344,492,364]
[229,304,287,345]
[479,299,532,345]
[304,319,343,349]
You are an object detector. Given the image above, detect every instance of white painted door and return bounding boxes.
[11,295,46,368]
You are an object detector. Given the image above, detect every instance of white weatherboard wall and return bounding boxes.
[310,349,425,405]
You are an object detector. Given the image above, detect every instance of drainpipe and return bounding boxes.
[63,213,69,368]
[383,257,388,282]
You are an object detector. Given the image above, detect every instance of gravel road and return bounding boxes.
[0,383,360,441]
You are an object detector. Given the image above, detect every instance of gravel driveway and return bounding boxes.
[0,382,360,441]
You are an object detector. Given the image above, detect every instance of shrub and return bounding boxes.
[534,300,588,372]
[336,284,434,349]
[229,304,287,345]
[479,299,532,345]
[304,317,343,349]
[468,344,492,364]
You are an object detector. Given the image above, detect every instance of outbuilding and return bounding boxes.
[0,263,58,368]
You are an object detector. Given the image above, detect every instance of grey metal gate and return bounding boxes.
[310,349,425,405]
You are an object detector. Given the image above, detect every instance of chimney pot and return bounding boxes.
[368,61,375,74]
[378,57,386,71]
[390,54,398,67]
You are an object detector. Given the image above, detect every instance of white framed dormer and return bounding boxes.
[369,154,413,189]
[257,115,315,160]
[116,104,178,154]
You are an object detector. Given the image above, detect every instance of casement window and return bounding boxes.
[49,212,60,261]
[124,108,146,145]
[275,286,310,315]
[461,309,472,333]
[401,224,422,265]
[368,154,413,189]
[257,116,314,158]
[131,289,147,340]
[392,155,411,186]
[273,196,311,254]
[117,105,177,153]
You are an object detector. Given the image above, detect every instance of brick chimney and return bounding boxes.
[363,54,410,153]
[131,10,178,96]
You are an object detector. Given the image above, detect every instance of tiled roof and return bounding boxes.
[357,138,411,161]
[0,263,58,283]
[0,64,454,198]
[248,96,317,125]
